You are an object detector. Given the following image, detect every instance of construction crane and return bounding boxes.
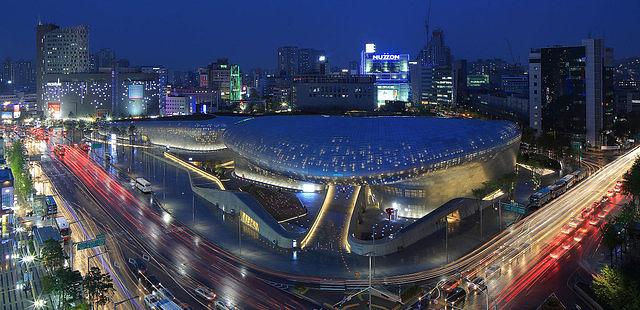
[505,38,519,65]
[425,0,432,44]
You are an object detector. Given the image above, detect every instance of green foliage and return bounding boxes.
[517,152,561,170]
[472,172,518,200]
[42,267,83,309]
[592,265,640,310]
[83,267,115,308]
[40,239,65,272]
[6,140,33,203]
[622,156,640,205]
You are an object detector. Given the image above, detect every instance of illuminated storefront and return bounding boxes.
[360,43,410,107]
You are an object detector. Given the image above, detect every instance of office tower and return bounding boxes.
[94,48,116,69]
[419,28,452,67]
[204,59,241,102]
[298,48,325,75]
[277,46,326,78]
[529,38,610,147]
[36,23,89,109]
[277,47,299,78]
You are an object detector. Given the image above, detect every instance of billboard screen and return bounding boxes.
[47,102,61,119]
[128,84,144,100]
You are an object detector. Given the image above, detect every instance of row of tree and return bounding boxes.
[592,156,640,309]
[6,140,33,204]
[40,239,115,309]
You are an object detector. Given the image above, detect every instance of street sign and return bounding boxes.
[76,234,106,251]
[91,142,102,149]
[502,202,526,214]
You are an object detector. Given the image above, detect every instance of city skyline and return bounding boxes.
[1,0,639,70]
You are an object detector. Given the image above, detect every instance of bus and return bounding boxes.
[55,217,71,242]
[135,178,152,193]
[529,187,552,207]
[45,195,58,215]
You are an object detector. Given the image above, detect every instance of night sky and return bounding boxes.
[1,0,638,70]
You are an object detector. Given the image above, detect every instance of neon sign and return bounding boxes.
[372,54,401,61]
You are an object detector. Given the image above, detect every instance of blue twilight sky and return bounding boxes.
[1,0,638,70]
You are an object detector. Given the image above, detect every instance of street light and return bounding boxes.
[32,299,46,309]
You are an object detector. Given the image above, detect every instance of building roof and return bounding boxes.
[0,168,13,184]
[224,115,520,183]
[33,226,62,245]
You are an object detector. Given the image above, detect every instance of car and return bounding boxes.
[561,225,574,234]
[616,180,623,187]
[574,233,586,242]
[568,219,582,228]
[468,277,486,293]
[442,278,460,293]
[561,243,572,250]
[589,218,601,226]
[195,286,216,301]
[550,247,566,259]
[597,211,607,219]
[601,196,609,204]
[606,190,615,197]
[614,186,621,193]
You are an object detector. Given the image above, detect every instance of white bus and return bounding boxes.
[135,178,152,193]
[55,217,71,242]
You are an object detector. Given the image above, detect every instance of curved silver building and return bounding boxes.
[225,115,521,218]
[108,116,246,151]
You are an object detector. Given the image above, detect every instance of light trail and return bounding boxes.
[163,151,226,190]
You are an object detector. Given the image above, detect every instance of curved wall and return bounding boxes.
[373,139,519,218]
[107,116,245,151]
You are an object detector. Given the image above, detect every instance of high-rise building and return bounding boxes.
[93,48,116,69]
[204,59,241,102]
[360,43,410,107]
[12,60,35,93]
[298,48,325,75]
[277,46,326,78]
[418,28,452,67]
[412,28,459,108]
[36,23,89,110]
[529,39,611,147]
[277,47,299,78]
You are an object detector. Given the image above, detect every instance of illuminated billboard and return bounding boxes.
[128,84,144,100]
[376,85,409,106]
[13,104,20,119]
[48,102,61,119]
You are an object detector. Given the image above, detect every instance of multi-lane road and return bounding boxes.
[47,142,316,309]
[35,127,640,309]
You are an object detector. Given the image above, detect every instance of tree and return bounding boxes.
[592,265,640,310]
[622,156,640,207]
[83,267,115,308]
[7,141,33,204]
[40,239,65,272]
[498,172,518,201]
[42,267,83,309]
